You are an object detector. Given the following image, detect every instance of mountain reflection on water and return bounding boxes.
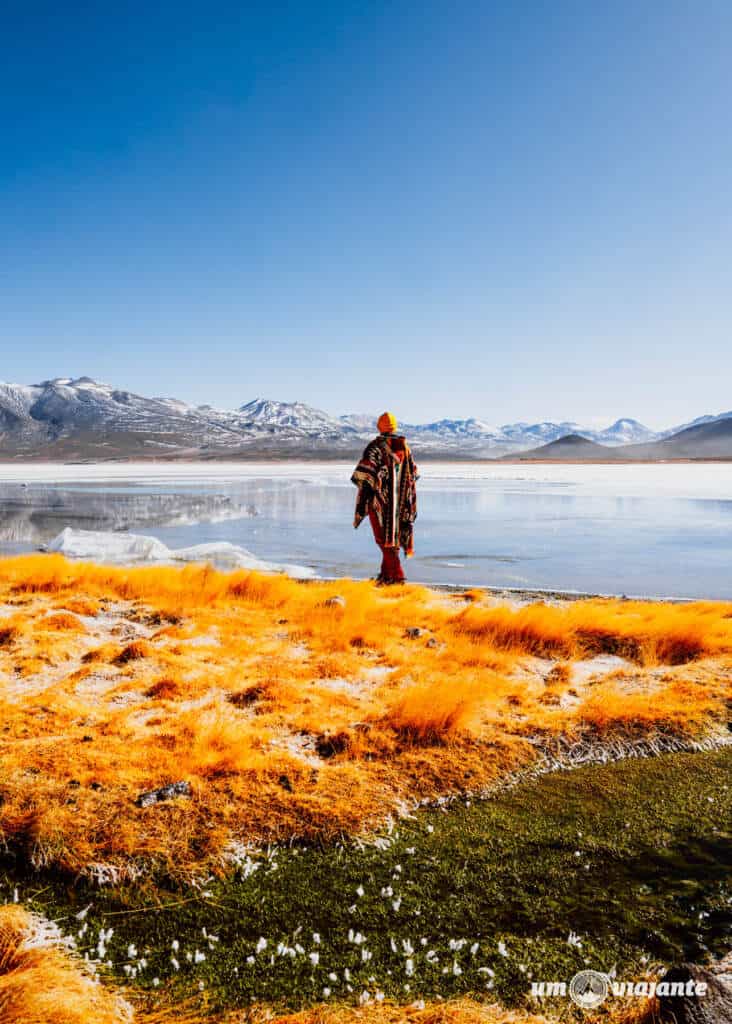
[0,485,255,547]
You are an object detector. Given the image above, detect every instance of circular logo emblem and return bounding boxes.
[569,970,610,1009]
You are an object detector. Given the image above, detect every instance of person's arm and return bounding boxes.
[353,482,372,528]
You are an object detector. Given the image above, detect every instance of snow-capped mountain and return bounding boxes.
[236,399,345,434]
[0,376,728,459]
[590,418,658,445]
[656,409,732,439]
[0,377,250,452]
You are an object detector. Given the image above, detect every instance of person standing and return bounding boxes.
[351,412,418,584]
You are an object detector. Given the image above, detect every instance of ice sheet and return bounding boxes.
[45,527,316,579]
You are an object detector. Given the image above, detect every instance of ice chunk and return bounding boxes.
[44,528,316,579]
[47,527,170,562]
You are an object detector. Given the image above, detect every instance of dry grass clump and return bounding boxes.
[451,599,732,666]
[0,904,132,1024]
[37,611,87,632]
[250,1000,553,1024]
[255,999,660,1024]
[383,677,497,745]
[0,554,730,875]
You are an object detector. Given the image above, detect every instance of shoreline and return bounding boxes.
[2,454,732,464]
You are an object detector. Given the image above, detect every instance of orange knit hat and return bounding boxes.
[377,411,397,434]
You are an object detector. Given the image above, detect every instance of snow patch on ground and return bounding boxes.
[570,654,631,684]
[45,527,316,579]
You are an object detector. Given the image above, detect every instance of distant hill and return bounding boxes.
[508,419,732,462]
[622,416,732,460]
[505,434,623,461]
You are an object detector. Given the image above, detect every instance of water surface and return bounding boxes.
[1,462,731,599]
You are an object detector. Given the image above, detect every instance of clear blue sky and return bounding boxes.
[1,1,730,427]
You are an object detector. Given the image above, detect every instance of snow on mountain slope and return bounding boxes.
[0,375,726,458]
[657,409,732,439]
[591,418,657,445]
[236,399,345,434]
[0,377,248,451]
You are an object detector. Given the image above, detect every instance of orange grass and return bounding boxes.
[250,1000,553,1024]
[0,904,132,1024]
[0,554,730,875]
[244,996,657,1024]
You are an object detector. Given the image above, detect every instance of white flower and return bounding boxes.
[471,942,479,955]
[171,939,179,951]
[498,941,508,957]
[323,987,331,997]
[171,957,180,971]
[310,952,320,966]
[567,931,583,948]
[312,932,321,944]
[194,949,206,964]
[392,899,402,911]
[255,937,267,953]
[356,885,365,897]
[328,972,338,982]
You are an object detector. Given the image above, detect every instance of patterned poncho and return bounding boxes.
[352,434,418,555]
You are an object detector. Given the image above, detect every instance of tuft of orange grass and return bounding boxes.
[247,999,553,1024]
[37,611,87,632]
[54,595,101,617]
[0,554,730,875]
[0,904,131,1024]
[243,994,658,1024]
[451,599,732,665]
[383,676,498,744]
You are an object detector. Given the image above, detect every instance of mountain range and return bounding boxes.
[0,377,730,460]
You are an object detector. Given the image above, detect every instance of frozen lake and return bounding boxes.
[1,461,732,599]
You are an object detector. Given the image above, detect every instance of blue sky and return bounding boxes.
[1,1,730,427]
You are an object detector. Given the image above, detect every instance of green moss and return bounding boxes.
[2,748,730,1015]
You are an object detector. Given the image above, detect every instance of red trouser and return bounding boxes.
[368,508,405,582]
